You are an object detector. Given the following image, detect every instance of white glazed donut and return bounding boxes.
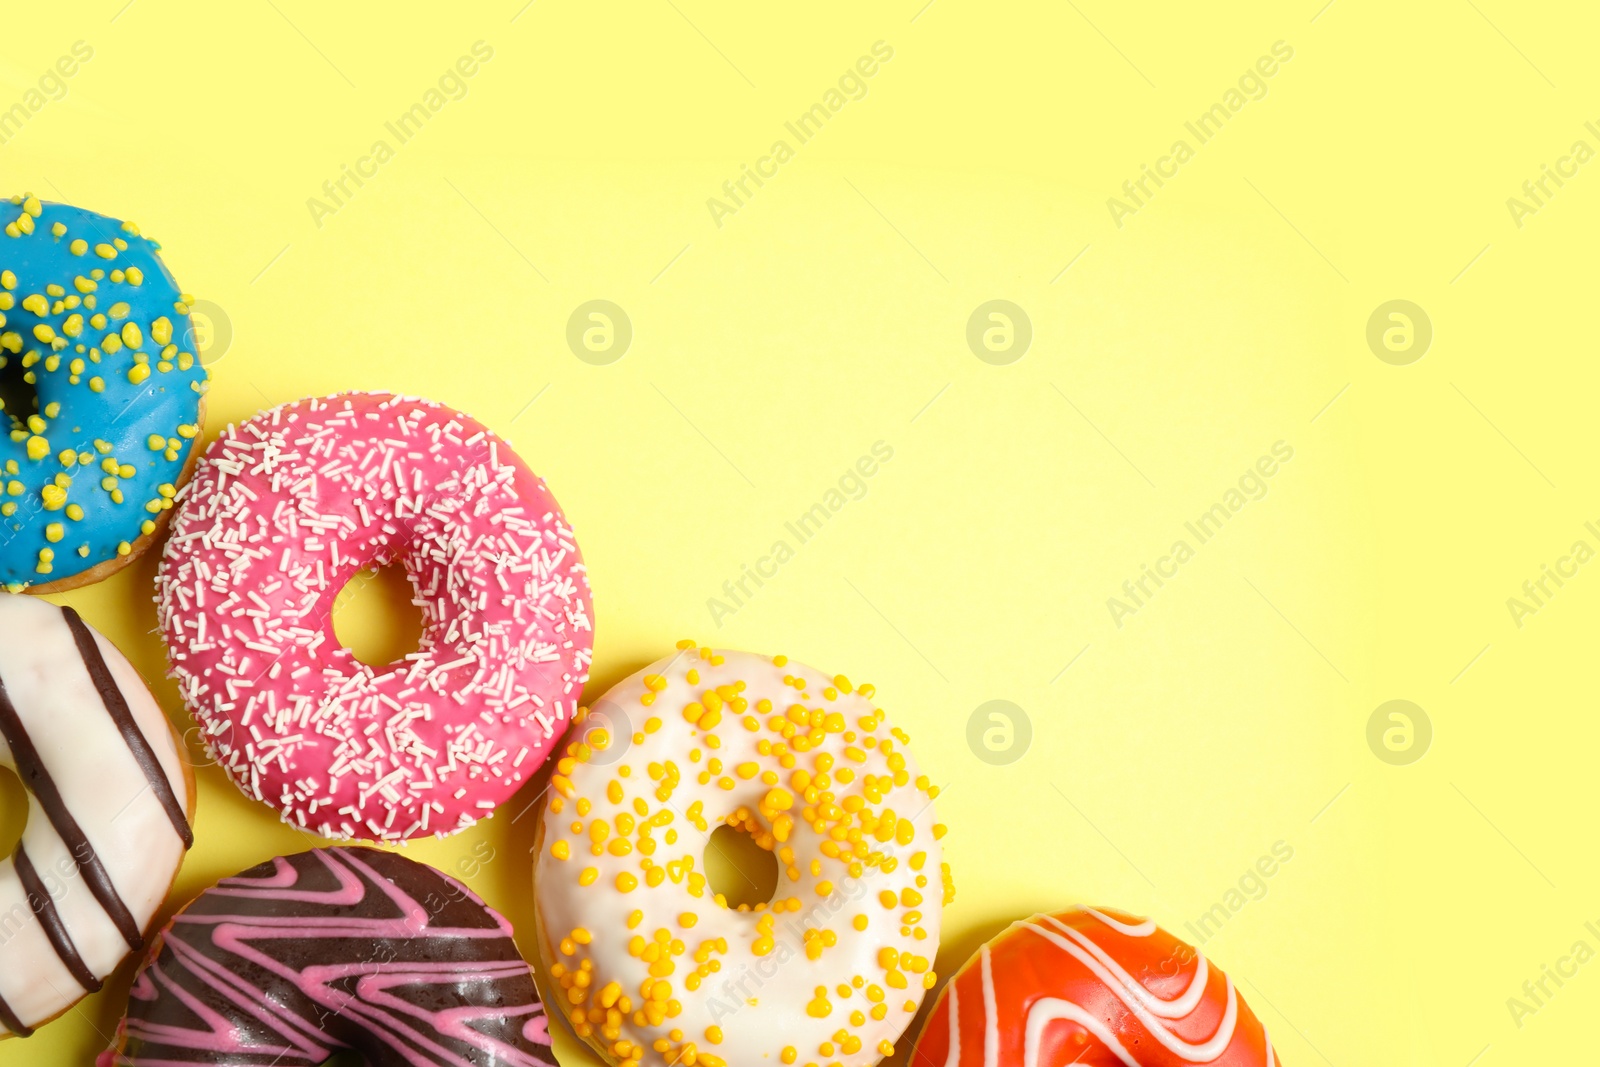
[534,643,950,1067]
[0,594,194,1039]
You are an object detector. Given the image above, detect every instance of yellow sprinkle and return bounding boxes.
[50,222,66,238]
[121,322,142,348]
[25,436,49,461]
[40,484,65,510]
[94,243,116,259]
[125,266,144,286]
[0,271,12,290]
[65,504,83,521]
[116,541,131,556]
[127,363,150,385]
[69,239,87,256]
[44,524,63,543]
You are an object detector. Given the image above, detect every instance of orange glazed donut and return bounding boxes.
[910,907,1279,1067]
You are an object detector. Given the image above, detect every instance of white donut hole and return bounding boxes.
[704,823,779,911]
[0,765,24,858]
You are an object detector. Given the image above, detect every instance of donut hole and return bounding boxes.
[332,563,426,668]
[0,356,40,433]
[0,765,26,859]
[705,823,779,911]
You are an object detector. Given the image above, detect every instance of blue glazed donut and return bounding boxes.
[0,195,208,591]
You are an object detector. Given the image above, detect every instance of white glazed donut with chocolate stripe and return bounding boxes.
[0,594,194,1039]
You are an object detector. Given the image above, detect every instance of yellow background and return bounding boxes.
[2,0,1595,1063]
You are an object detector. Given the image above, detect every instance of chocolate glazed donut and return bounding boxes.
[99,847,556,1067]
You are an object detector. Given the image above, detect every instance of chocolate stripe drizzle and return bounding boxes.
[14,845,101,992]
[61,606,192,849]
[0,670,143,952]
[0,990,31,1038]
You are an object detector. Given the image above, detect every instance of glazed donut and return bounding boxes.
[0,593,194,1039]
[910,906,1279,1066]
[534,644,950,1067]
[98,846,557,1066]
[0,194,208,593]
[156,392,592,842]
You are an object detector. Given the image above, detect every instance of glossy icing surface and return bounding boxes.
[909,907,1279,1067]
[0,593,192,1037]
[535,645,949,1067]
[156,393,592,841]
[0,196,206,588]
[99,846,556,1066]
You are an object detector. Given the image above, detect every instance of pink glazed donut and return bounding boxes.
[156,393,592,842]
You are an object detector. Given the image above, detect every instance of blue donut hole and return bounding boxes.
[0,356,39,433]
